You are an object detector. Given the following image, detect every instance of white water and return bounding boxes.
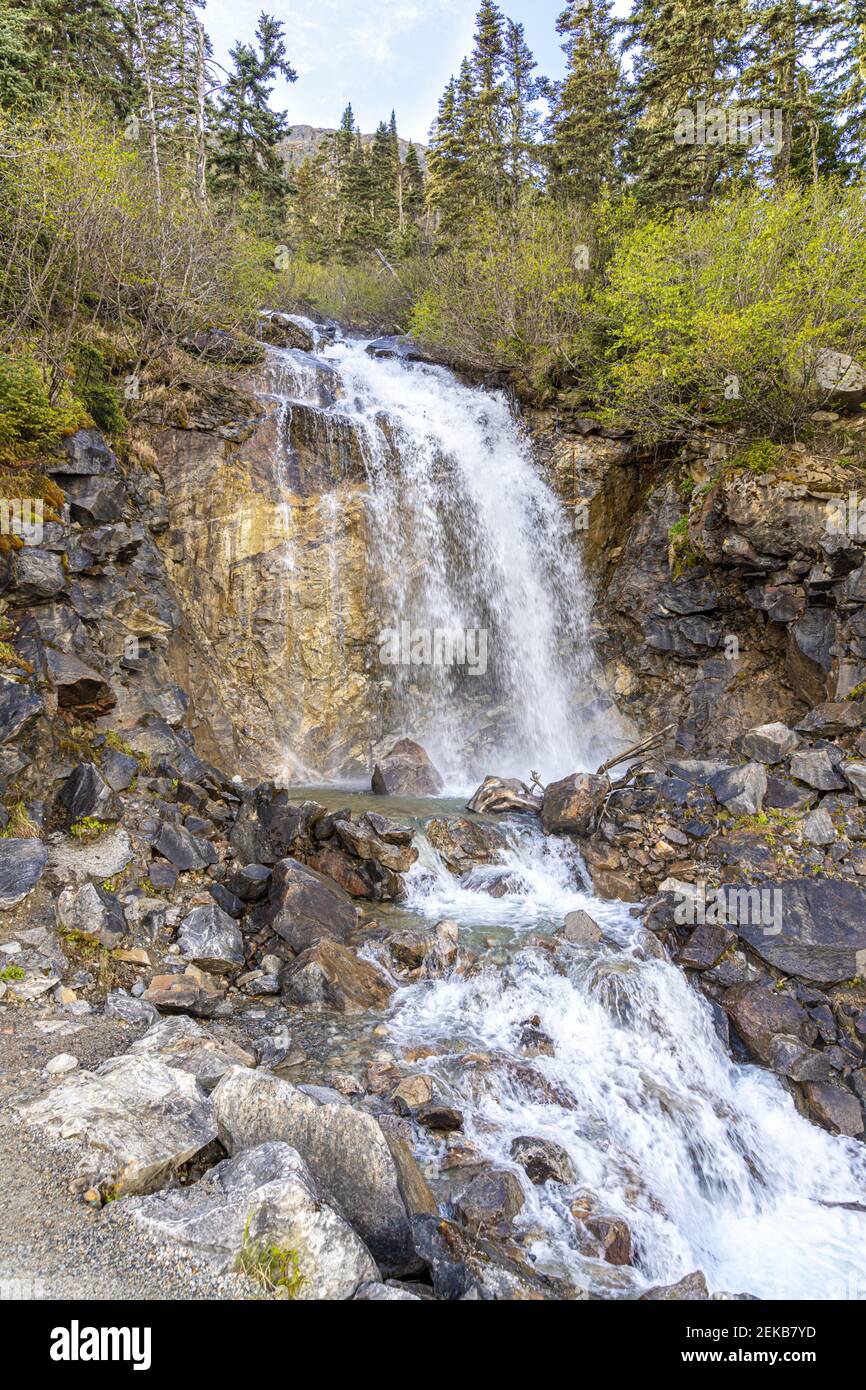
[266,327,866,1299]
[264,330,618,785]
[391,818,866,1300]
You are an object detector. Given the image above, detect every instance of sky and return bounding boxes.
[202,0,632,146]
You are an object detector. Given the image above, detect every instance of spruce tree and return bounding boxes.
[547,0,623,204]
[465,0,507,209]
[502,18,542,201]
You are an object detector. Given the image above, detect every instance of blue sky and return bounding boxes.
[203,0,631,145]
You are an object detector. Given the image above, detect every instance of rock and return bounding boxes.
[360,811,414,845]
[56,882,126,949]
[811,347,866,406]
[803,1082,864,1137]
[842,762,866,800]
[454,1169,525,1232]
[11,547,66,600]
[410,1212,571,1301]
[392,1075,434,1111]
[61,472,127,524]
[510,1136,576,1185]
[45,1053,79,1075]
[208,882,245,918]
[707,763,767,815]
[541,772,606,835]
[640,1271,709,1301]
[420,919,459,978]
[372,739,444,796]
[741,723,800,764]
[0,837,47,909]
[48,829,133,883]
[333,818,417,874]
[582,1214,633,1266]
[225,863,272,902]
[266,857,359,953]
[424,817,507,873]
[57,762,122,823]
[130,1142,378,1297]
[104,990,158,1026]
[677,922,735,970]
[120,895,167,944]
[562,909,602,945]
[354,1282,422,1301]
[153,822,213,872]
[212,1067,424,1276]
[143,969,226,1019]
[281,939,394,1013]
[767,1036,837,1083]
[100,748,139,792]
[789,748,846,791]
[801,807,836,846]
[414,1101,463,1132]
[128,1017,255,1094]
[726,878,866,984]
[43,647,115,710]
[0,683,43,744]
[176,904,244,975]
[796,702,865,737]
[19,1054,217,1196]
[721,983,816,1065]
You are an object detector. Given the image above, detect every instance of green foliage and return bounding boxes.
[70,816,109,840]
[236,1217,306,1298]
[0,801,39,839]
[729,439,785,474]
[0,353,88,465]
[0,963,25,981]
[68,338,127,437]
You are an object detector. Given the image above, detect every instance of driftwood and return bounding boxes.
[595,724,676,779]
[467,776,542,815]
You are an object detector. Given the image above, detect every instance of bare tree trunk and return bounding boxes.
[195,18,207,202]
[132,0,162,211]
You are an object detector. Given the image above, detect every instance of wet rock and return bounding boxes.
[414,1102,463,1132]
[392,1075,434,1111]
[212,1066,423,1276]
[131,1140,378,1296]
[225,863,272,902]
[541,772,606,835]
[332,818,417,874]
[19,1054,217,1196]
[520,1023,556,1058]
[143,969,226,1019]
[789,748,846,791]
[767,1036,837,1083]
[424,817,507,873]
[796,702,865,737]
[707,763,767,815]
[153,821,214,872]
[0,683,43,744]
[582,1214,633,1266]
[803,1082,864,1137]
[57,762,122,823]
[454,1169,525,1232]
[562,909,603,945]
[510,1136,576,1185]
[176,904,244,975]
[843,762,866,800]
[56,882,126,949]
[419,918,460,979]
[281,939,394,1014]
[722,983,816,1065]
[410,1212,573,1301]
[266,857,359,953]
[741,723,800,764]
[640,1271,709,1300]
[0,837,47,909]
[801,807,836,846]
[360,811,414,845]
[371,739,444,796]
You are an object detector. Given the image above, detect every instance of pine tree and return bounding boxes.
[1,0,133,113]
[547,0,623,204]
[624,0,747,206]
[822,0,866,171]
[427,74,471,236]
[463,0,507,210]
[0,3,43,108]
[210,11,296,223]
[502,18,541,201]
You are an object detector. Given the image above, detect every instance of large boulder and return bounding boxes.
[130,1141,379,1297]
[332,818,417,874]
[510,1136,576,1186]
[724,879,866,985]
[371,739,444,796]
[265,857,359,953]
[789,747,846,791]
[721,983,816,1065]
[176,904,244,975]
[128,1017,255,1092]
[0,837,47,909]
[707,763,767,816]
[424,817,508,873]
[281,939,394,1013]
[212,1067,428,1276]
[541,772,606,835]
[19,1054,217,1195]
[741,723,800,764]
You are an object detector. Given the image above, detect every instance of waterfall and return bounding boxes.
[264,327,619,785]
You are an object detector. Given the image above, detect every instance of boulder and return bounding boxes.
[707,763,767,815]
[130,1142,379,1297]
[128,1016,255,1091]
[153,821,214,872]
[0,837,47,909]
[842,762,866,800]
[510,1136,576,1186]
[582,1214,633,1266]
[562,910,603,945]
[801,807,836,846]
[424,817,507,873]
[803,1082,864,1137]
[726,878,866,984]
[281,939,394,1013]
[225,863,272,903]
[811,347,866,407]
[541,772,606,835]
[741,723,800,764]
[640,1271,709,1301]
[212,1067,425,1276]
[48,829,133,883]
[100,748,139,792]
[333,817,417,873]
[57,762,121,823]
[143,969,226,1019]
[796,703,865,737]
[266,857,359,953]
[789,748,846,791]
[0,683,43,744]
[420,919,459,978]
[721,983,816,1065]
[371,739,444,796]
[677,922,735,970]
[176,904,244,975]
[19,1054,217,1195]
[454,1169,525,1232]
[61,473,127,524]
[56,882,126,949]
[43,647,115,710]
[11,548,66,600]
[466,776,542,815]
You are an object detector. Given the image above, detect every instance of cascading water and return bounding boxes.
[266,321,866,1300]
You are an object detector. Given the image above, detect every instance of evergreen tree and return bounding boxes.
[502,18,542,201]
[465,0,508,209]
[427,73,471,235]
[210,11,296,222]
[1,0,132,113]
[547,0,623,204]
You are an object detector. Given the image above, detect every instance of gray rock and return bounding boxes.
[801,807,836,846]
[741,723,800,764]
[796,702,865,737]
[722,983,816,1065]
[128,1016,254,1092]
[212,1066,423,1276]
[48,829,133,882]
[510,1136,576,1185]
[154,821,213,872]
[101,748,139,791]
[56,881,126,949]
[371,739,444,796]
[58,762,121,823]
[0,683,43,744]
[562,910,602,945]
[842,762,866,800]
[354,1281,422,1301]
[812,347,866,406]
[0,837,47,909]
[708,763,767,815]
[130,1141,378,1296]
[789,748,846,791]
[266,857,359,954]
[176,904,244,974]
[225,863,272,902]
[640,1271,709,1301]
[104,990,159,1026]
[62,473,127,524]
[727,878,866,984]
[454,1169,525,1231]
[19,1053,217,1195]
[43,647,114,711]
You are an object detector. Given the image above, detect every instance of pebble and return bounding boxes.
[45,1053,79,1075]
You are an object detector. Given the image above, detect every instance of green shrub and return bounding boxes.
[0,353,87,465]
